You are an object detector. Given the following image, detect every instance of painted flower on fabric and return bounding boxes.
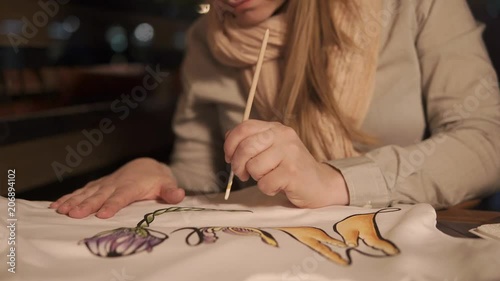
[178,227,279,247]
[81,206,251,258]
[80,227,168,258]
[200,227,220,244]
[222,227,279,247]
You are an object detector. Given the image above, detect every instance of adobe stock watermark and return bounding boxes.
[384,74,499,186]
[353,0,406,57]
[51,65,169,181]
[383,133,448,187]
[6,0,70,53]
[443,75,499,121]
[109,267,135,281]
[281,252,330,281]
[169,121,277,205]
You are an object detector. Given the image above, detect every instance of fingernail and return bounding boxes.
[96,210,106,218]
[164,187,177,194]
[57,205,70,214]
[59,202,70,210]
[74,205,85,211]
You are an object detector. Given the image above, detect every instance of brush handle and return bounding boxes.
[242,28,270,121]
[224,171,235,200]
[224,29,270,200]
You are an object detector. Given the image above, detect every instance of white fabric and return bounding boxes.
[470,224,500,241]
[1,188,500,281]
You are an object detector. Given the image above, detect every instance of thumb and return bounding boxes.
[160,185,185,204]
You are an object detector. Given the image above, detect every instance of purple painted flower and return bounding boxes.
[201,228,220,244]
[80,227,168,258]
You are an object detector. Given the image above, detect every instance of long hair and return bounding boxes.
[276,0,373,160]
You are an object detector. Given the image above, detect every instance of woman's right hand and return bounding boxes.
[49,158,185,219]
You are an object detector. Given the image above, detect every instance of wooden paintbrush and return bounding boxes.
[224,28,270,200]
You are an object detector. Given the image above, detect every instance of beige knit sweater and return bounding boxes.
[169,0,500,209]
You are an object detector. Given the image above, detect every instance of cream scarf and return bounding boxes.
[206,0,383,161]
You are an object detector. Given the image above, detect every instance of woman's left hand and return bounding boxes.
[224,120,349,208]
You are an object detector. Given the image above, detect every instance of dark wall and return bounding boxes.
[467,0,500,210]
[467,0,500,78]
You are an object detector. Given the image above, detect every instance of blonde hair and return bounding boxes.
[276,0,373,160]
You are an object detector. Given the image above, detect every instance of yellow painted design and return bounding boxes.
[274,209,401,265]
[276,227,349,266]
[335,212,400,255]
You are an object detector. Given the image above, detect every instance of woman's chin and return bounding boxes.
[233,16,267,28]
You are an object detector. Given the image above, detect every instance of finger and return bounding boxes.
[50,178,105,208]
[95,187,140,219]
[225,120,276,163]
[50,186,89,208]
[160,187,185,204]
[56,186,100,215]
[257,165,288,196]
[245,144,282,181]
[231,129,275,181]
[67,188,115,219]
[50,193,75,209]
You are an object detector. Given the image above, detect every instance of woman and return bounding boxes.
[51,0,500,219]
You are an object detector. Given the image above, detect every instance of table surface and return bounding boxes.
[436,202,500,238]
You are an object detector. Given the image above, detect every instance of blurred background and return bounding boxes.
[0,0,203,199]
[0,0,499,210]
